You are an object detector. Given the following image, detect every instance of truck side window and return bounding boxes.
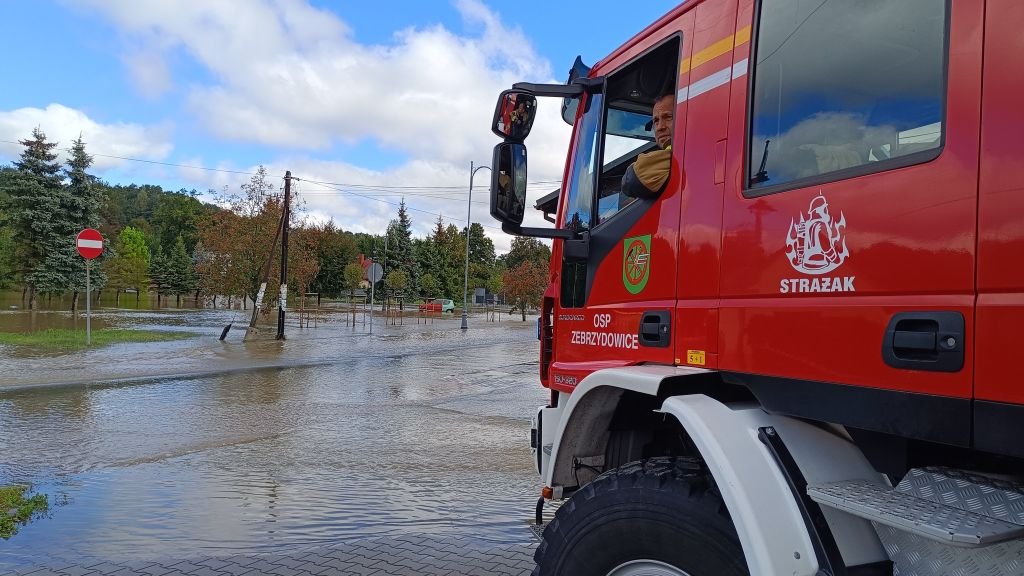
[595,37,680,225]
[596,110,658,225]
[563,93,602,235]
[748,0,947,192]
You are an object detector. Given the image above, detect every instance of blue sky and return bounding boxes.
[0,0,680,247]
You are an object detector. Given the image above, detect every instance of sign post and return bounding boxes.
[77,228,104,346]
[86,259,91,344]
[366,262,383,335]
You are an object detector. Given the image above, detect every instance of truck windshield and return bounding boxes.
[562,93,604,233]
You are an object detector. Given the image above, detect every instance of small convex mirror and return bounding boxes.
[492,90,537,141]
[490,142,528,225]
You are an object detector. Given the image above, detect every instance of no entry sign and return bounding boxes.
[77,228,103,259]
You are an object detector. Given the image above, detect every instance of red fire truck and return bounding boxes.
[488,0,1024,574]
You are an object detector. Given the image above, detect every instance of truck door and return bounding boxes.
[673,0,740,369]
[719,0,983,446]
[975,0,1024,458]
[549,15,694,390]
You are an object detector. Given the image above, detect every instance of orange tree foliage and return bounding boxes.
[288,226,321,300]
[501,260,548,321]
[195,166,321,309]
[197,200,281,305]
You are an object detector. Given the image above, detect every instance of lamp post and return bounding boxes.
[462,161,491,330]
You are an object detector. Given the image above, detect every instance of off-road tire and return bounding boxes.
[532,456,748,576]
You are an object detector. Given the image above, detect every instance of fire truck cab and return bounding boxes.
[488,0,1024,574]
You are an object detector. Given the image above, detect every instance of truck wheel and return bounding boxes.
[533,457,748,576]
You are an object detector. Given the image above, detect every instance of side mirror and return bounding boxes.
[492,90,537,142]
[490,142,528,225]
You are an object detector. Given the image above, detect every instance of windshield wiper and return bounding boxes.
[751,140,771,184]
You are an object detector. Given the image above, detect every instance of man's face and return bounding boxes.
[652,95,674,149]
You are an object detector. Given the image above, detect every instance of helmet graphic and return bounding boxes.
[808,195,829,219]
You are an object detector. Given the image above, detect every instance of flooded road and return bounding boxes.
[0,317,547,568]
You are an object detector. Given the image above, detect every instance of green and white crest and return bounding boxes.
[622,234,651,295]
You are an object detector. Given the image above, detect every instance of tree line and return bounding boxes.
[0,129,552,315]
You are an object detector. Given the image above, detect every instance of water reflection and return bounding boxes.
[0,324,545,566]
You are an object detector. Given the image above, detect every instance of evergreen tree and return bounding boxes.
[416,215,463,300]
[150,247,170,306]
[63,135,107,309]
[390,199,417,294]
[66,135,104,230]
[0,168,18,289]
[14,128,62,186]
[4,128,66,308]
[0,226,14,289]
[167,236,198,307]
[466,222,495,298]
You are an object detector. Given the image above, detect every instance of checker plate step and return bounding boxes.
[807,479,1024,547]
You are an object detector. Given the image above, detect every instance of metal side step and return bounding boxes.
[808,479,1024,547]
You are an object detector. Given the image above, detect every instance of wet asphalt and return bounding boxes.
[0,309,547,573]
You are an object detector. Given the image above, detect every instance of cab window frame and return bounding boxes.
[590,33,682,231]
[742,0,952,199]
[559,89,607,235]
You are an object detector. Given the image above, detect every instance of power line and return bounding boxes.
[296,186,488,203]
[296,179,506,232]
[305,178,562,190]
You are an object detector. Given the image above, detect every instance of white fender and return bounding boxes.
[542,366,888,575]
[659,394,888,576]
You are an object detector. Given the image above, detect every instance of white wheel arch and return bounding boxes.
[544,366,888,576]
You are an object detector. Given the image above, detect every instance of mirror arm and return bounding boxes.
[512,77,603,98]
[511,83,581,98]
[501,221,575,240]
[563,233,589,260]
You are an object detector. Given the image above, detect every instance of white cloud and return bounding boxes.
[122,49,173,100]
[73,0,570,169]
[0,103,173,170]
[65,0,572,252]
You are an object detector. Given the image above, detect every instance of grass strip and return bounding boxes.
[0,485,48,539]
[0,328,197,350]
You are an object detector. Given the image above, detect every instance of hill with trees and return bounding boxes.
[0,130,549,312]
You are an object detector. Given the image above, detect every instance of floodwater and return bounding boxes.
[0,309,546,568]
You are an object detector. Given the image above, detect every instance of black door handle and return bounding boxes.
[639,311,671,348]
[893,330,936,351]
[883,312,964,372]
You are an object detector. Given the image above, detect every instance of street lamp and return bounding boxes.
[462,161,491,330]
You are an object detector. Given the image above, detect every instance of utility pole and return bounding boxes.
[276,171,292,340]
[245,208,285,338]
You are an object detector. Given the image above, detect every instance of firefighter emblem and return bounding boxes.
[786,194,848,275]
[622,235,651,295]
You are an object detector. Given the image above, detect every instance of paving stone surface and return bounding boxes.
[9,534,539,576]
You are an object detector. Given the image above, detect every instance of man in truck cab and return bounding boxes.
[621,88,674,199]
